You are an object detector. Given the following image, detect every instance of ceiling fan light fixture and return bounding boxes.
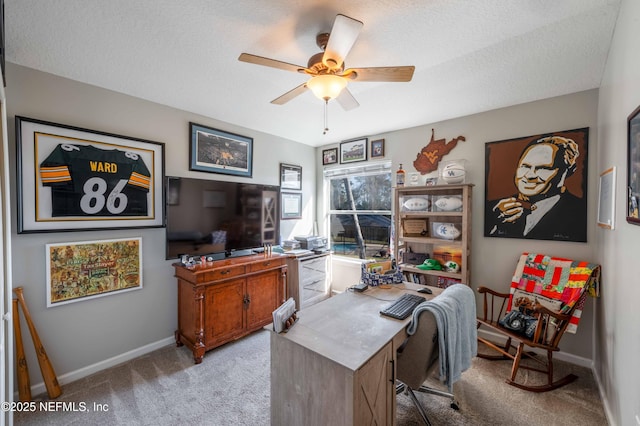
[307,74,347,101]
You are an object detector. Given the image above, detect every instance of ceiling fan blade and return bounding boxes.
[323,14,363,71]
[271,83,309,105]
[342,66,415,82]
[238,53,307,73]
[336,88,359,111]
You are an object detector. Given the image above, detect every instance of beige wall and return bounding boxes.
[595,0,640,424]
[318,89,600,361]
[6,63,316,390]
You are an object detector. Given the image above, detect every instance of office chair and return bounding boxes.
[395,309,459,426]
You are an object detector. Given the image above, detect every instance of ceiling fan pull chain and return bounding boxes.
[323,99,329,134]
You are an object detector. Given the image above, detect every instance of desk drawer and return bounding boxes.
[201,265,246,282]
[249,258,285,273]
[301,256,327,274]
[301,270,327,287]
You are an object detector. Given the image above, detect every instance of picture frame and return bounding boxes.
[340,138,368,164]
[189,122,253,177]
[597,167,616,230]
[484,127,589,242]
[371,139,385,158]
[322,147,338,165]
[281,192,302,219]
[280,163,302,190]
[627,105,640,224]
[402,219,428,237]
[16,116,165,233]
[45,237,143,307]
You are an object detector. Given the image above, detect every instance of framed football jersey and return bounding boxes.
[16,116,165,233]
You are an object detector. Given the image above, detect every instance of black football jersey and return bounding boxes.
[40,143,151,217]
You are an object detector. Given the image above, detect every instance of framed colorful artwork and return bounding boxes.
[16,116,165,233]
[46,237,143,307]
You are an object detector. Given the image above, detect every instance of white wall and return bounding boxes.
[6,63,316,388]
[595,0,640,424]
[318,89,600,360]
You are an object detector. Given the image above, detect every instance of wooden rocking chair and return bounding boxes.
[476,253,600,392]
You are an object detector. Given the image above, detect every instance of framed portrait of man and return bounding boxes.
[484,127,589,242]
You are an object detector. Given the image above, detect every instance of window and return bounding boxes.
[324,161,392,259]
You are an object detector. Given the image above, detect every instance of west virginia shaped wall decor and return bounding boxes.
[413,128,466,174]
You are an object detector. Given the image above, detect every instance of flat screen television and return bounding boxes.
[165,176,280,260]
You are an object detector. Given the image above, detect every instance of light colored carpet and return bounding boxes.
[15,330,608,425]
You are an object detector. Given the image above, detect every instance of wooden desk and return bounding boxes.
[270,282,441,426]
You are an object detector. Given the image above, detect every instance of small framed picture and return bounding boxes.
[371,139,385,158]
[597,167,615,229]
[280,163,302,190]
[281,192,302,219]
[340,138,368,164]
[322,147,338,165]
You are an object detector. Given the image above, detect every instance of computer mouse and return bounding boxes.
[417,287,432,294]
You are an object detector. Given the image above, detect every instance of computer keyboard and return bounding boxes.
[380,293,426,320]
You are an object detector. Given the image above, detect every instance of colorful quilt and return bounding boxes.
[508,253,601,334]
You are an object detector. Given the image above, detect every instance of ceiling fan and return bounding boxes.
[238,14,415,121]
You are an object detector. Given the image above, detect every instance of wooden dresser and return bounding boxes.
[173,253,287,363]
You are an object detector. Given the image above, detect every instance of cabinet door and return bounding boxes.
[354,342,394,425]
[246,270,280,330]
[204,279,245,346]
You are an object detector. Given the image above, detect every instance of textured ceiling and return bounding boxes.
[6,0,621,147]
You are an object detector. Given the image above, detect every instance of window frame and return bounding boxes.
[324,161,392,260]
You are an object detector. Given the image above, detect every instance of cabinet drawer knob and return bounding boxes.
[220,269,231,275]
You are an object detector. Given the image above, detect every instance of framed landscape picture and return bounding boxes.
[340,138,368,164]
[16,116,165,233]
[189,122,253,177]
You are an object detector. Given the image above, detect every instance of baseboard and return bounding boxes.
[476,328,592,368]
[591,363,616,426]
[24,336,175,399]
